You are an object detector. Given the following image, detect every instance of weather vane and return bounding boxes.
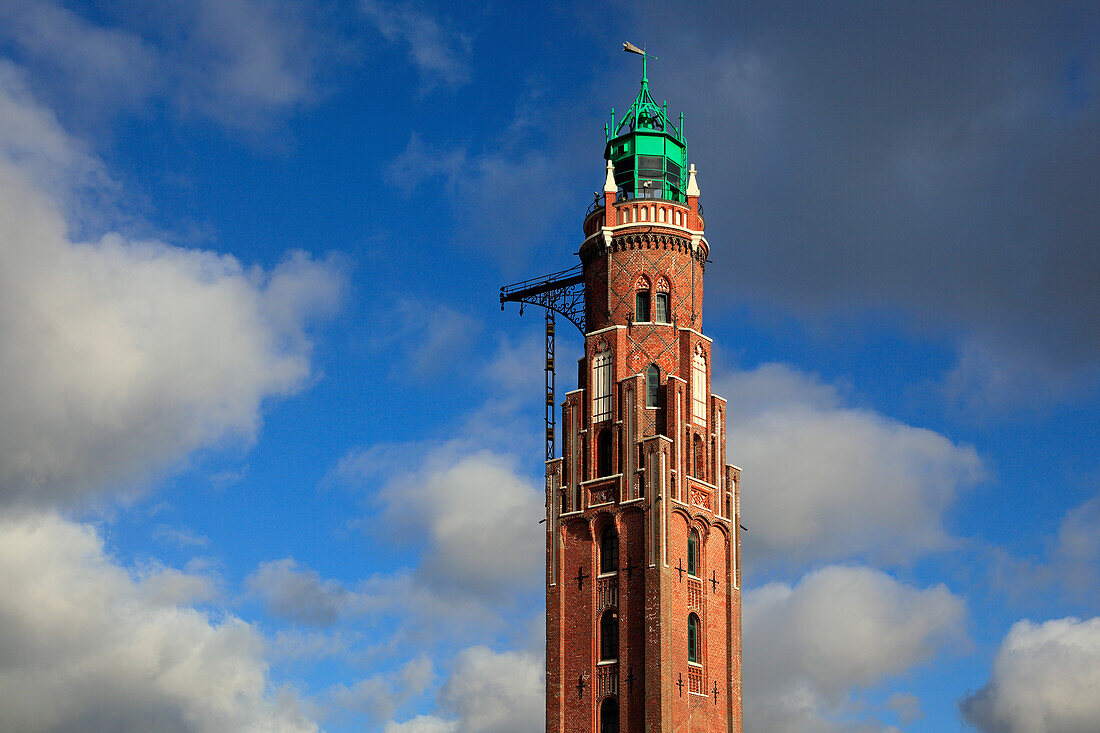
[622,41,656,82]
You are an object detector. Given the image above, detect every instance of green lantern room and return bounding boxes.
[605,47,687,203]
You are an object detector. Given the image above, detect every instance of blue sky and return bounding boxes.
[0,1,1097,731]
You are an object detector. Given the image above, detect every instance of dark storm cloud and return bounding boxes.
[634,1,1099,377]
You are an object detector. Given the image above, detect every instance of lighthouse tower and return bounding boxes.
[543,53,743,732]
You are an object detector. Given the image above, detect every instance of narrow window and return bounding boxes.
[592,346,612,422]
[688,614,700,664]
[600,610,619,661]
[693,433,705,479]
[651,292,668,321]
[600,525,618,574]
[687,530,699,577]
[597,427,612,478]
[646,364,659,408]
[635,291,650,322]
[692,345,707,425]
[600,697,619,733]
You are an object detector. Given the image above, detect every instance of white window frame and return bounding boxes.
[692,346,707,426]
[593,347,612,422]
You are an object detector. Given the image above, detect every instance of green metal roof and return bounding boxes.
[607,52,684,144]
[604,49,687,202]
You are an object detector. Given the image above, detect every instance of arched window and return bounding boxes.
[597,427,612,477]
[687,529,699,577]
[646,364,659,408]
[600,610,619,661]
[635,291,651,322]
[688,614,701,664]
[600,525,618,575]
[654,292,669,323]
[692,344,707,425]
[592,344,612,422]
[600,696,619,733]
[655,277,671,323]
[634,275,651,323]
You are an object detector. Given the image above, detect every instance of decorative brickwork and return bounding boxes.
[545,71,741,733]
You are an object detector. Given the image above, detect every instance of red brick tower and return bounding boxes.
[543,49,743,733]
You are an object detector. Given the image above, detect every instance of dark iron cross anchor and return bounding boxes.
[577,673,587,698]
[626,667,635,694]
[574,566,590,589]
[677,673,684,697]
[622,555,636,579]
[713,680,720,704]
[710,569,719,592]
[676,558,685,581]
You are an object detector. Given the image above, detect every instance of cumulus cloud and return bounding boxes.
[988,490,1100,604]
[961,617,1100,733]
[745,565,967,732]
[370,448,544,597]
[247,558,348,627]
[385,647,542,733]
[0,512,317,732]
[0,78,342,508]
[322,655,434,728]
[718,363,986,568]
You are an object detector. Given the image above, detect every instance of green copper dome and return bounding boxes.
[604,51,687,203]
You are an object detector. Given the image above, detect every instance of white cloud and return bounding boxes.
[0,512,317,732]
[0,81,342,507]
[385,716,458,733]
[361,0,471,88]
[745,565,966,732]
[0,0,326,127]
[961,617,1100,733]
[373,448,544,597]
[717,363,986,567]
[987,490,1100,603]
[322,655,434,727]
[247,558,348,627]
[385,647,542,733]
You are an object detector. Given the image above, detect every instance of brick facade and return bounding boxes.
[546,184,743,732]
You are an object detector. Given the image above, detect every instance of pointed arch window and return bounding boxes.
[600,610,619,661]
[634,275,651,323]
[592,344,612,422]
[655,277,671,323]
[687,529,699,577]
[645,364,659,408]
[692,344,707,425]
[655,292,669,323]
[600,524,618,575]
[688,613,701,664]
[600,696,619,733]
[635,291,651,322]
[597,427,612,478]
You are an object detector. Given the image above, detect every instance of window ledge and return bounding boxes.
[597,571,618,579]
[580,474,623,486]
[688,661,703,669]
[597,659,618,666]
